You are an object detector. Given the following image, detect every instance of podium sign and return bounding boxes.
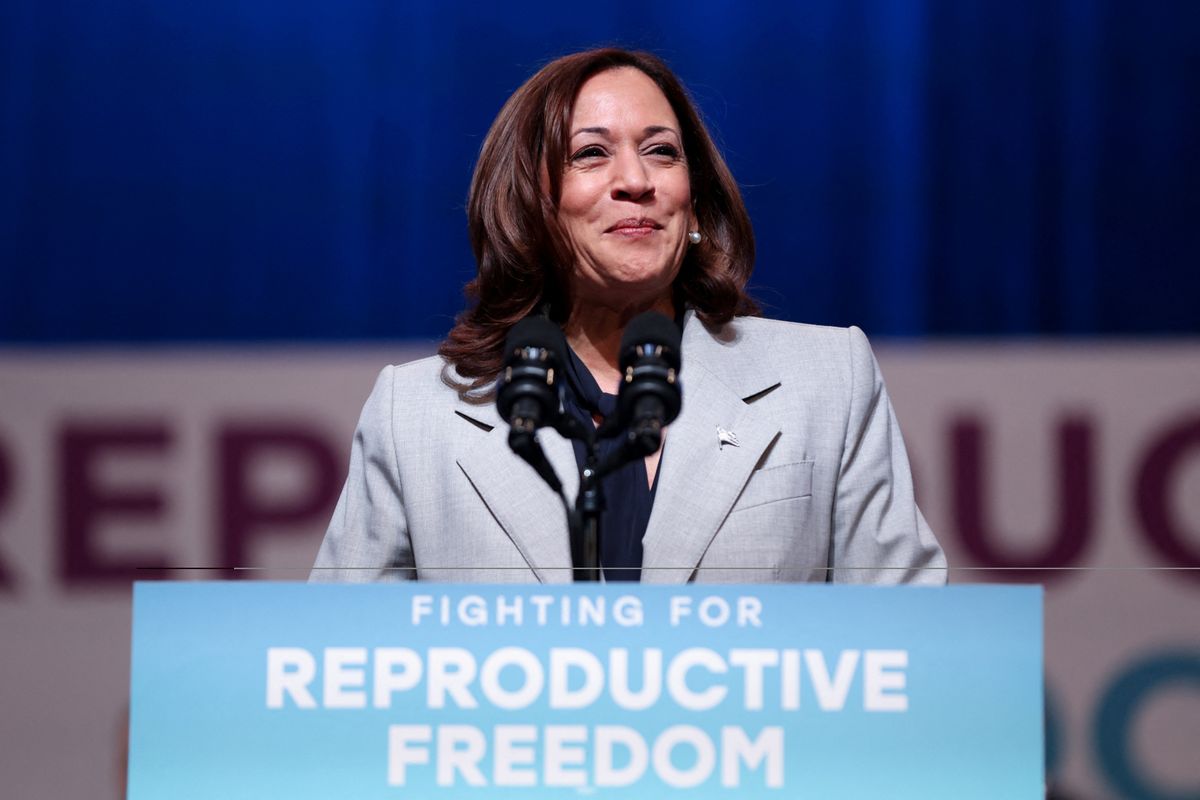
[128,583,1042,798]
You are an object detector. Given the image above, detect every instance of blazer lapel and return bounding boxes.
[455,403,578,583]
[641,317,783,584]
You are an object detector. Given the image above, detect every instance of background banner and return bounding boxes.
[0,343,1196,798]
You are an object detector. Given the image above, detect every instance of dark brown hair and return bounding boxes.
[439,47,758,395]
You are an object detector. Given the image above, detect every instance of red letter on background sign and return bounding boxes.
[59,423,173,586]
[1136,414,1200,582]
[952,415,1094,583]
[217,424,341,577]
[0,433,14,591]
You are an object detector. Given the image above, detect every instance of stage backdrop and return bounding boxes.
[3,2,1199,799]
[2,0,1199,342]
[0,342,1197,799]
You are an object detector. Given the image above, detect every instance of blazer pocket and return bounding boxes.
[730,460,814,513]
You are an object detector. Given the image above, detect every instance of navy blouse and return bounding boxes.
[560,343,658,582]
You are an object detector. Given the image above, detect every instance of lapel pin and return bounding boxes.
[717,426,740,449]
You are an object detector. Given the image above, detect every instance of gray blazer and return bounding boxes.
[311,314,946,584]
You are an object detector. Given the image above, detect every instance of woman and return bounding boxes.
[311,48,945,584]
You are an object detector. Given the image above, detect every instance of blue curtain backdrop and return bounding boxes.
[2,0,1197,342]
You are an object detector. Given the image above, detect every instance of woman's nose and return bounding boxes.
[611,150,654,201]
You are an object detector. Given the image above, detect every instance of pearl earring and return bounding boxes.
[687,231,702,244]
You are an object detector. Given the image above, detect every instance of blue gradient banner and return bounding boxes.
[4,1,1198,341]
[128,583,1041,798]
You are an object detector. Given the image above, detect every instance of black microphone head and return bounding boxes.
[497,316,565,427]
[615,311,682,432]
[618,311,682,371]
[505,316,564,354]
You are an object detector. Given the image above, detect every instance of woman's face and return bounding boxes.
[557,67,695,313]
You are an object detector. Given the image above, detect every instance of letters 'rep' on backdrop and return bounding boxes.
[127,583,1042,798]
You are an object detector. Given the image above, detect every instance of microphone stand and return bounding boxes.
[551,416,606,582]
[573,456,603,583]
[512,403,619,584]
[560,417,663,583]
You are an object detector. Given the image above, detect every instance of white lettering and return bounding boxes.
[530,595,554,625]
[699,596,731,626]
[653,725,716,788]
[609,647,662,710]
[459,595,487,626]
[427,647,478,709]
[436,725,486,786]
[411,594,433,625]
[479,647,543,710]
[387,725,431,786]
[737,596,763,627]
[386,723,785,789]
[323,647,367,709]
[578,595,604,625]
[496,595,522,626]
[544,725,588,787]
[373,647,422,709]
[549,648,604,709]
[594,725,648,787]
[804,649,860,711]
[612,595,643,626]
[493,725,537,787]
[667,648,728,711]
[265,647,316,709]
[864,649,908,711]
[721,726,783,787]
[729,649,779,710]
[669,595,692,625]
[781,649,801,710]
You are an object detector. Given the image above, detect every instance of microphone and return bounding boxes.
[497,317,567,493]
[613,311,682,457]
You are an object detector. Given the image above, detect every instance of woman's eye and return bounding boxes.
[570,146,606,161]
[647,143,681,159]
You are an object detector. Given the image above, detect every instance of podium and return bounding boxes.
[127,583,1042,798]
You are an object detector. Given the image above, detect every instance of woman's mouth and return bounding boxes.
[607,218,662,237]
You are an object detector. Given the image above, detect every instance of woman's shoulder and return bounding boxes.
[731,314,856,340]
[376,353,444,390]
[368,354,490,410]
[720,315,873,364]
